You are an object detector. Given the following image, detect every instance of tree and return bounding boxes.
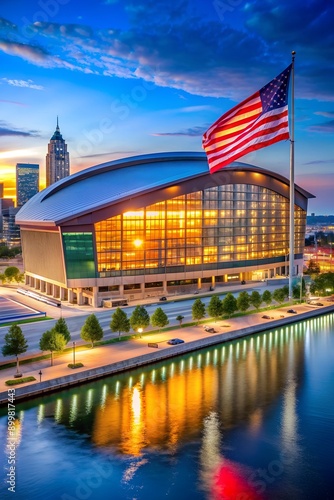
[192,298,206,324]
[237,291,250,313]
[262,290,272,306]
[0,244,21,259]
[222,293,238,318]
[110,307,130,340]
[2,324,28,376]
[130,305,150,335]
[249,290,262,310]
[282,285,289,299]
[39,328,67,366]
[310,272,334,296]
[207,295,223,321]
[176,314,185,326]
[305,260,321,276]
[80,314,104,347]
[3,266,24,284]
[292,278,306,300]
[273,287,287,304]
[151,307,169,331]
[54,317,71,343]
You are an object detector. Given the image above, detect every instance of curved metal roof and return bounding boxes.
[16,151,314,227]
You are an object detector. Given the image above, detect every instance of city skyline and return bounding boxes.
[0,0,333,213]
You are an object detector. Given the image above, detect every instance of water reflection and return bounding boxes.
[1,313,334,499]
[19,322,308,460]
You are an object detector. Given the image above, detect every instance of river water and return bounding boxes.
[1,314,334,499]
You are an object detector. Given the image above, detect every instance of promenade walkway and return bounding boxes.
[1,300,333,405]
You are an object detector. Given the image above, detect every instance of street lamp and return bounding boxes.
[38,370,42,382]
[72,341,76,365]
[138,328,143,339]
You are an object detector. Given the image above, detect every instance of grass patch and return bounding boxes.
[0,316,53,327]
[5,376,36,386]
[68,363,84,369]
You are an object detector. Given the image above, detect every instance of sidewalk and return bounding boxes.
[1,301,333,405]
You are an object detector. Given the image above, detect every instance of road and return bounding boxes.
[0,282,276,362]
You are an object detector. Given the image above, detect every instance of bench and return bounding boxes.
[148,342,159,348]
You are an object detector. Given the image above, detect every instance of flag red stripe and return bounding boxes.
[207,110,289,169]
[206,108,288,155]
[202,65,292,173]
[209,131,290,173]
[208,123,289,171]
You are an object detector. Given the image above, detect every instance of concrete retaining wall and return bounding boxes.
[1,305,333,405]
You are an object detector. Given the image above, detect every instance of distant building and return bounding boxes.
[0,198,14,238]
[16,163,39,207]
[45,117,70,187]
[2,206,20,247]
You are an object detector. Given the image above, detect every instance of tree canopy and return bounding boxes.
[54,317,71,343]
[272,287,287,304]
[262,290,272,306]
[2,324,28,375]
[110,307,130,340]
[80,314,104,347]
[207,295,223,321]
[237,291,250,312]
[39,328,67,366]
[249,290,262,310]
[192,298,206,324]
[151,307,169,330]
[130,305,150,334]
[310,272,334,296]
[0,266,24,284]
[222,293,238,317]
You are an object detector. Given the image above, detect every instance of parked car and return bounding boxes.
[262,315,271,319]
[167,338,184,345]
[159,296,167,301]
[241,280,246,285]
[287,309,297,314]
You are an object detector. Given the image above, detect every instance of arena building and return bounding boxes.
[16,152,314,307]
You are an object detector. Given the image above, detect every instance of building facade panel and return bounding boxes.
[21,229,66,283]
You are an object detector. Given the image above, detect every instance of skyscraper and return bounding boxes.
[45,117,70,187]
[16,163,39,207]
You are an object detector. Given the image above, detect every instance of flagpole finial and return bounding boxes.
[291,50,296,59]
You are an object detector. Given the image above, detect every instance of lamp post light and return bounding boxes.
[138,328,143,339]
[38,370,42,382]
[72,341,76,365]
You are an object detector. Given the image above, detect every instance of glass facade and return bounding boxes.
[95,184,305,277]
[62,232,96,279]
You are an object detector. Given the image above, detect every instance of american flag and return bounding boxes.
[202,65,292,173]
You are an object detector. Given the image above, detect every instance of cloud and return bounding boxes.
[2,78,44,90]
[153,125,207,137]
[315,111,334,118]
[0,99,26,106]
[308,121,334,133]
[0,121,40,137]
[303,159,334,165]
[0,1,333,102]
[0,39,49,63]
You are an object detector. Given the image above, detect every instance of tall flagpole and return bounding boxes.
[289,51,296,301]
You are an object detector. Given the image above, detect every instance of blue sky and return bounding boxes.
[0,0,333,213]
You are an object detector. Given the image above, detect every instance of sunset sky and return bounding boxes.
[0,0,333,213]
